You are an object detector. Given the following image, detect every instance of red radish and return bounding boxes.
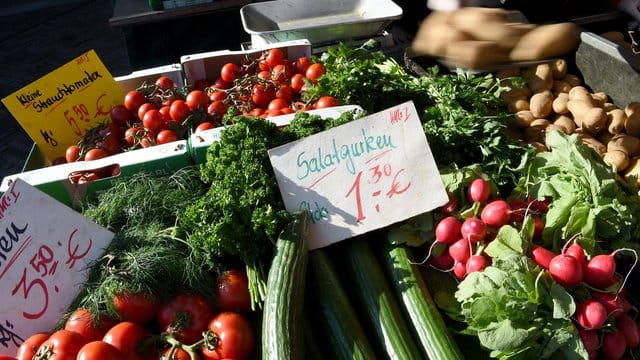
[527,196,550,214]
[531,245,556,269]
[466,255,490,274]
[592,292,634,317]
[532,215,544,239]
[564,243,587,269]
[617,313,640,348]
[601,330,627,360]
[448,238,472,263]
[480,200,511,228]
[440,192,458,215]
[576,298,608,330]
[578,328,600,352]
[467,178,491,204]
[453,261,467,280]
[430,251,455,271]
[507,199,528,223]
[461,218,487,243]
[435,216,462,244]
[584,254,616,288]
[548,254,583,287]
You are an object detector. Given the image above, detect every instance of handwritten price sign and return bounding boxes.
[0,179,113,354]
[268,101,448,249]
[1,50,125,162]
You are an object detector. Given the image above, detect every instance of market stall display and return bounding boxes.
[2,2,640,359]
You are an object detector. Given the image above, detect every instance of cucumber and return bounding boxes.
[375,239,465,360]
[262,211,310,360]
[340,237,423,360]
[306,248,377,360]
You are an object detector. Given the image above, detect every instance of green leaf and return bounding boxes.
[485,225,525,258]
[477,319,535,351]
[549,282,576,319]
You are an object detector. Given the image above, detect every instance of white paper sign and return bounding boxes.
[0,179,113,354]
[268,101,448,249]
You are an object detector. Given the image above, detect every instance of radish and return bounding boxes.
[601,330,627,360]
[548,254,583,287]
[440,192,458,215]
[617,313,640,348]
[576,298,608,330]
[564,243,587,270]
[578,328,600,352]
[584,254,617,288]
[507,199,528,223]
[532,215,544,239]
[527,196,550,214]
[435,216,462,244]
[466,254,490,274]
[448,238,472,263]
[480,199,511,228]
[467,178,491,204]
[430,250,455,271]
[460,218,487,243]
[453,261,467,280]
[592,292,634,317]
[531,245,556,270]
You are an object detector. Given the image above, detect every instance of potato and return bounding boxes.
[624,111,640,138]
[625,102,640,116]
[450,7,509,31]
[501,85,532,103]
[607,134,640,156]
[529,90,554,118]
[567,99,606,133]
[525,123,547,142]
[511,110,535,129]
[580,135,607,156]
[623,157,640,186]
[603,150,630,171]
[460,21,534,49]
[496,68,520,79]
[550,59,568,79]
[444,40,509,69]
[552,92,570,114]
[528,141,548,153]
[606,108,627,134]
[507,98,530,113]
[524,64,553,93]
[597,130,615,145]
[509,22,580,61]
[562,74,582,87]
[591,92,609,108]
[568,86,591,101]
[553,114,577,134]
[603,102,617,112]
[411,12,472,56]
[552,80,571,94]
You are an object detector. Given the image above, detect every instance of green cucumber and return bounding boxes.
[306,248,377,360]
[340,237,423,360]
[262,211,310,360]
[376,239,465,360]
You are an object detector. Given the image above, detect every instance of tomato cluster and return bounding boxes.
[7,269,255,360]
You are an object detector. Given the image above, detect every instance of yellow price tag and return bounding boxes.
[2,50,125,162]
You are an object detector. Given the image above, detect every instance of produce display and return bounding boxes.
[4,35,640,360]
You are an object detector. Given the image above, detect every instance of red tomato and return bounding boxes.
[84,148,109,161]
[65,145,81,163]
[257,70,271,81]
[209,90,228,102]
[64,309,115,343]
[157,293,215,345]
[124,127,148,147]
[314,95,339,109]
[155,76,175,90]
[201,312,255,360]
[159,105,172,125]
[293,56,311,75]
[170,100,191,123]
[258,59,270,72]
[275,84,294,102]
[77,341,123,360]
[248,108,264,117]
[305,63,325,82]
[216,269,251,312]
[110,104,132,127]
[195,122,216,132]
[267,98,289,112]
[113,291,158,325]
[156,129,179,145]
[137,102,156,121]
[271,64,292,83]
[212,77,232,90]
[252,84,274,108]
[290,73,305,93]
[220,62,240,83]
[103,322,153,360]
[36,329,86,360]
[142,109,165,133]
[193,79,209,91]
[101,133,122,155]
[265,48,285,69]
[186,90,210,111]
[207,100,228,117]
[280,107,294,115]
[124,90,146,113]
[16,332,49,360]
[161,347,201,360]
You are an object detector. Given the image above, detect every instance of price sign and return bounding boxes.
[268,101,448,249]
[0,179,113,354]
[1,50,125,162]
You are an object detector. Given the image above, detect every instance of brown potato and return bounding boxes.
[591,92,609,108]
[509,22,580,61]
[550,59,568,79]
[562,74,582,88]
[603,102,617,112]
[444,40,509,69]
[603,150,630,171]
[625,111,640,138]
[580,135,607,156]
[507,98,530,113]
[625,102,640,116]
[567,99,606,133]
[553,114,577,134]
[511,110,536,129]
[524,64,553,93]
[552,93,570,114]
[607,134,640,156]
[552,80,572,94]
[530,91,554,118]
[623,156,640,186]
[606,109,627,135]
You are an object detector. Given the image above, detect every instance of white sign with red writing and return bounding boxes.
[268,101,448,249]
[0,179,113,354]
